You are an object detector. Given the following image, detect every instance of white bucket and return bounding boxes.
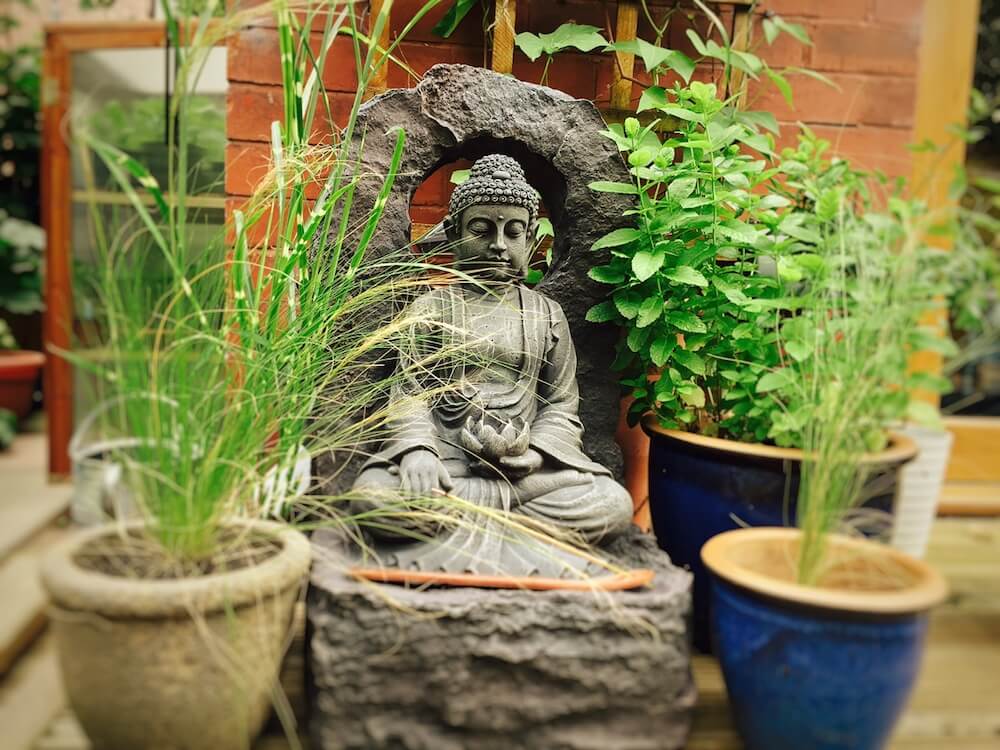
[891,425,954,558]
[69,404,141,526]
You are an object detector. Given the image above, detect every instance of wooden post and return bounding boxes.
[491,0,516,74]
[366,0,391,98]
[609,1,639,111]
[908,0,981,407]
[41,33,73,479]
[728,8,752,108]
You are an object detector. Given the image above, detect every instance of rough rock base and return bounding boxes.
[307,528,694,750]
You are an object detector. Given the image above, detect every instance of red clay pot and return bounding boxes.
[0,350,44,418]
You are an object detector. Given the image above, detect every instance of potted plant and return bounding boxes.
[584,85,977,646]
[0,209,45,421]
[700,198,951,747]
[39,1,446,747]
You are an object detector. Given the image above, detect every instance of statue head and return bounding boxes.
[444,154,539,283]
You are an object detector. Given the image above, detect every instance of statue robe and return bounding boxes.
[353,284,633,577]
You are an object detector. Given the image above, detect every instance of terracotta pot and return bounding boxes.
[41,520,311,750]
[642,415,918,651]
[702,527,947,750]
[0,349,44,418]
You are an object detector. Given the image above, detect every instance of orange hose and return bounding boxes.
[350,566,655,591]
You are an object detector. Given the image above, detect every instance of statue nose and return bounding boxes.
[489,237,509,258]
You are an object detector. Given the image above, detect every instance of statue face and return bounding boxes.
[446,204,534,282]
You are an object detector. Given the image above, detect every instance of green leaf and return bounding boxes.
[756,368,793,393]
[666,311,707,334]
[784,339,811,362]
[908,372,953,394]
[535,217,554,238]
[661,104,702,122]
[432,0,478,38]
[758,194,791,210]
[614,290,643,319]
[609,38,670,73]
[664,265,708,287]
[636,295,663,327]
[665,51,696,83]
[685,29,707,56]
[588,265,627,284]
[629,147,656,167]
[772,16,812,46]
[650,336,676,367]
[678,382,706,408]
[592,227,641,250]
[816,189,841,222]
[766,68,793,107]
[589,180,638,194]
[632,250,665,281]
[674,348,706,375]
[517,23,608,61]
[638,85,669,113]
[779,215,822,244]
[515,31,546,61]
[449,168,470,185]
[627,325,652,352]
[668,177,697,200]
[738,109,780,135]
[762,17,778,45]
[906,399,943,428]
[585,300,617,323]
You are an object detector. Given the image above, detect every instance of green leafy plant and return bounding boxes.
[0,209,44,318]
[586,82,785,439]
[0,10,41,225]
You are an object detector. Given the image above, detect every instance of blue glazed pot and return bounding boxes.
[702,528,947,750]
[642,416,917,652]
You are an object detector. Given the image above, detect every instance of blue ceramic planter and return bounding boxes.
[643,417,917,652]
[702,528,947,750]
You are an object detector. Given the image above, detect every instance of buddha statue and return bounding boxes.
[352,154,633,578]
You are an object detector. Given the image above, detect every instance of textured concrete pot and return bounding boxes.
[702,528,947,750]
[0,349,43,418]
[41,521,311,750]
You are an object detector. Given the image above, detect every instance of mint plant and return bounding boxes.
[586,81,786,441]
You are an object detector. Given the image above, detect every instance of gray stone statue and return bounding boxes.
[352,154,633,577]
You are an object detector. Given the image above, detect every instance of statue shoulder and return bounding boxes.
[519,286,566,321]
[407,287,452,317]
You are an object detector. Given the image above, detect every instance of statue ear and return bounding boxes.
[443,213,459,241]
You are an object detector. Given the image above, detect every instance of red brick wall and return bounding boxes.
[226,0,926,219]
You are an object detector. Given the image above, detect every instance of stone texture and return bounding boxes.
[312,64,635,496]
[307,527,695,750]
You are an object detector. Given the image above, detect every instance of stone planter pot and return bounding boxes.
[41,520,311,750]
[702,527,947,750]
[643,415,917,651]
[0,349,43,418]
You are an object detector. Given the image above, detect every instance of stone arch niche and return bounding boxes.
[325,64,634,477]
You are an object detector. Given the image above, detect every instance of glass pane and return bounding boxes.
[70,46,227,195]
[68,45,227,429]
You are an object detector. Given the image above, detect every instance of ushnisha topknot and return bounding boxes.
[448,154,540,224]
